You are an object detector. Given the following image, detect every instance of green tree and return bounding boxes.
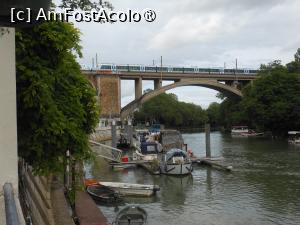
[241,67,300,136]
[212,52,300,136]
[206,102,221,127]
[60,0,113,10]
[16,21,99,174]
[134,93,207,128]
[287,48,300,73]
[217,98,247,130]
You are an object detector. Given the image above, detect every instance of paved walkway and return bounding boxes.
[75,191,109,225]
[0,193,6,225]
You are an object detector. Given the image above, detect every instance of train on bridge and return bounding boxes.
[88,64,258,75]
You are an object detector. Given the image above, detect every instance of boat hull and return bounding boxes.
[160,162,193,176]
[99,182,159,197]
[86,185,121,204]
[289,140,300,145]
[115,206,147,225]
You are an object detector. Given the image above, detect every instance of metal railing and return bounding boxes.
[89,140,122,162]
[3,183,20,225]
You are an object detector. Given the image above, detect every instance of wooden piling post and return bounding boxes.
[128,119,133,146]
[205,123,211,158]
[111,120,117,148]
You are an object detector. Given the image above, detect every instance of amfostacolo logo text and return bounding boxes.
[11,8,157,23]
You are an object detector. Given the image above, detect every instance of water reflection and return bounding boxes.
[159,175,193,209]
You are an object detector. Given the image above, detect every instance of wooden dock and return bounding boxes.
[191,157,233,172]
[109,157,232,174]
[110,160,161,175]
[75,191,109,225]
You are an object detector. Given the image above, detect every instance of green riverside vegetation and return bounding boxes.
[15,0,111,175]
[134,93,208,128]
[208,50,300,136]
[16,21,99,175]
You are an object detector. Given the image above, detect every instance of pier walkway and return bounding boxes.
[75,191,109,225]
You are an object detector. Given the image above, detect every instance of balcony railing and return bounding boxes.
[3,183,20,225]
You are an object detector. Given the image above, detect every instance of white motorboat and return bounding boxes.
[231,126,249,136]
[160,149,193,176]
[231,126,264,137]
[99,181,160,197]
[288,131,300,145]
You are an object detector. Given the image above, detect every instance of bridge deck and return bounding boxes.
[82,70,257,81]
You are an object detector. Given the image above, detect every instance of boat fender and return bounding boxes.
[187,149,194,157]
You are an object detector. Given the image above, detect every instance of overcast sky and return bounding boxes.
[71,0,300,108]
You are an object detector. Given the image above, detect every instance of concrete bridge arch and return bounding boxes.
[121,79,242,119]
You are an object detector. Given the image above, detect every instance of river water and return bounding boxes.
[87,132,300,225]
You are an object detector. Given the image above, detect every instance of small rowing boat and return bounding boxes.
[86,185,122,204]
[100,181,160,197]
[114,206,147,225]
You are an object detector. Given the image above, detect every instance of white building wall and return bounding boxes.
[0,28,18,192]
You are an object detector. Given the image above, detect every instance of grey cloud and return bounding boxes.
[74,0,299,107]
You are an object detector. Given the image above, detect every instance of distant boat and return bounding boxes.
[288,131,300,145]
[160,149,193,176]
[240,131,264,137]
[114,205,147,225]
[232,126,264,137]
[86,185,122,204]
[99,181,160,197]
[231,126,249,136]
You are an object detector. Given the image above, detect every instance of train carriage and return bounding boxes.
[97,64,258,75]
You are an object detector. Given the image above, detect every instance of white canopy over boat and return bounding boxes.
[165,149,188,162]
[288,131,300,135]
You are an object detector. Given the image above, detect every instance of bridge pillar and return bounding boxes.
[135,77,142,99]
[154,79,162,90]
[99,75,121,118]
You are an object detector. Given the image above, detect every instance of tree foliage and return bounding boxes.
[16,21,99,174]
[59,0,113,10]
[206,102,221,128]
[214,52,300,136]
[134,93,208,128]
[241,61,300,136]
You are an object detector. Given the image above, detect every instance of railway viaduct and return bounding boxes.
[82,69,258,120]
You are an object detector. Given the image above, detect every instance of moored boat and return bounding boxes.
[231,126,249,136]
[240,130,264,137]
[114,205,147,225]
[232,126,263,137]
[288,131,300,145]
[86,185,122,204]
[134,141,161,161]
[160,148,193,176]
[99,181,160,197]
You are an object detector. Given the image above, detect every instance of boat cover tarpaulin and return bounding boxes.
[165,148,187,162]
